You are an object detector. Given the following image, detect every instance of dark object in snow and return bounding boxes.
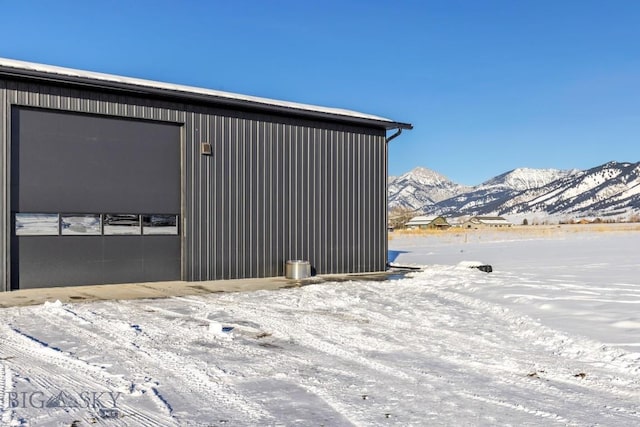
[574,372,587,379]
[386,263,422,271]
[99,408,120,419]
[527,370,550,382]
[527,370,545,378]
[222,326,234,333]
[472,265,493,273]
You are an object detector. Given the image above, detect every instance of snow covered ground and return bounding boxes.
[1,226,640,426]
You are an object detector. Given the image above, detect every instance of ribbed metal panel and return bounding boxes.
[1,79,7,291]
[0,79,388,290]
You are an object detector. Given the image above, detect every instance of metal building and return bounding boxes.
[0,58,411,291]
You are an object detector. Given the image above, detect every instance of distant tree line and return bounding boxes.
[558,215,640,224]
[388,206,420,229]
[389,210,640,230]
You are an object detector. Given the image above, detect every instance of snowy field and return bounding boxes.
[1,225,639,426]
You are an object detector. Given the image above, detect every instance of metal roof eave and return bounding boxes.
[0,60,412,131]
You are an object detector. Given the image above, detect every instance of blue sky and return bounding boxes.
[2,0,638,185]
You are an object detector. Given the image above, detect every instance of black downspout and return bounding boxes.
[386,128,402,143]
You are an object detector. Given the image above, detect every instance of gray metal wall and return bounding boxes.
[0,78,388,290]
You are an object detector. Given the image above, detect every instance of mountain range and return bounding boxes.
[389,161,640,221]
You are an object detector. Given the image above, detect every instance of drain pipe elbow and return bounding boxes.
[386,128,402,143]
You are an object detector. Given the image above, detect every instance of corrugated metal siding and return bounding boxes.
[0,79,388,291]
[1,79,7,291]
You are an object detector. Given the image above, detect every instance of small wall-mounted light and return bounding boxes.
[201,142,212,156]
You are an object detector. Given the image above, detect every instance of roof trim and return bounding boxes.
[0,57,412,130]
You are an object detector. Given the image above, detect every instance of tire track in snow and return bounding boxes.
[301,285,580,425]
[408,267,640,372]
[131,280,640,425]
[229,296,417,382]
[434,286,640,380]
[13,304,189,425]
[223,288,510,425]
[0,361,15,425]
[97,303,272,423]
[0,324,174,427]
[228,279,640,425]
[27,300,270,424]
[140,296,359,424]
[222,298,418,426]
[458,391,571,425]
[2,260,639,426]
[391,271,640,422]
[223,287,520,424]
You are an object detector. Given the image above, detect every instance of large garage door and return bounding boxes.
[10,108,181,289]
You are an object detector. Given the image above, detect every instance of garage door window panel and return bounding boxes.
[15,213,59,236]
[61,214,102,235]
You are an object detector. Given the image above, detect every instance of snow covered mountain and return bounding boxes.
[502,161,640,218]
[388,167,471,211]
[481,168,575,191]
[389,161,640,219]
[420,167,577,216]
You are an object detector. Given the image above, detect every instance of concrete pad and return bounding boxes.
[0,270,406,308]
